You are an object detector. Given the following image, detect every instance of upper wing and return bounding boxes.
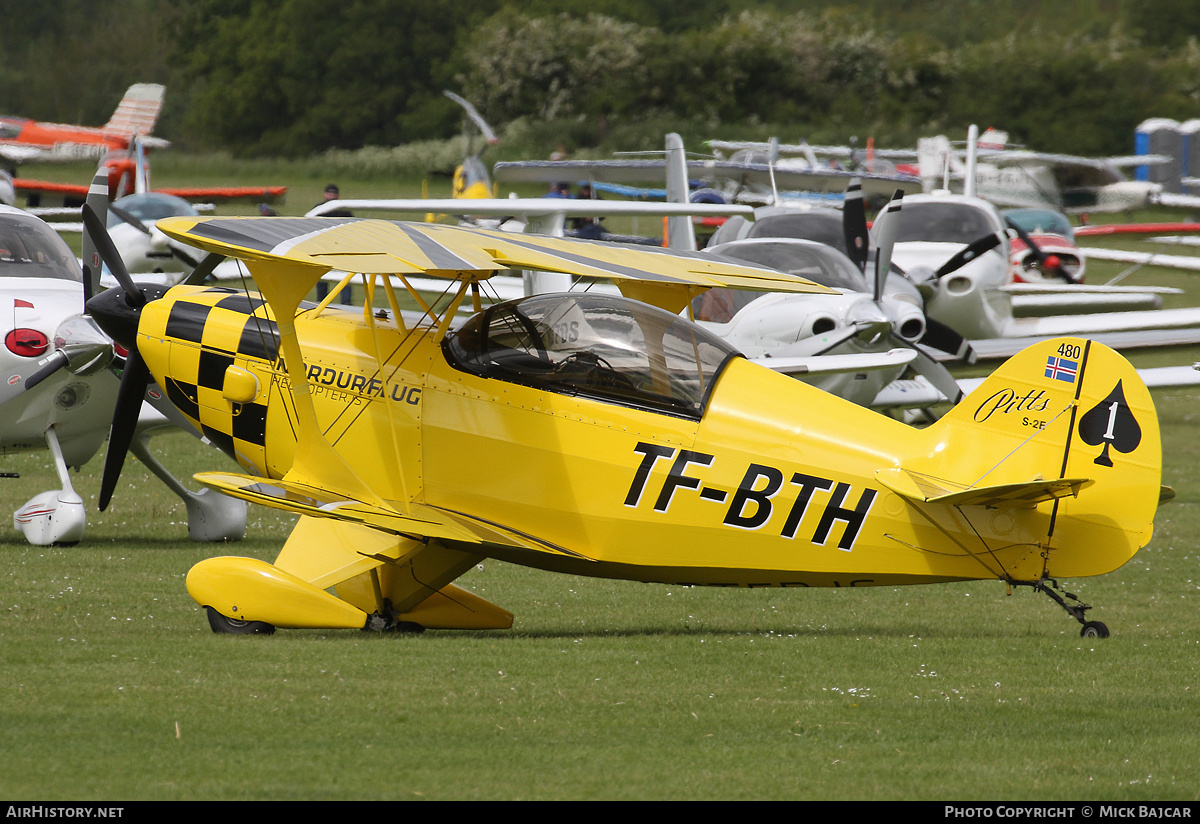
[0,145,55,164]
[155,215,835,296]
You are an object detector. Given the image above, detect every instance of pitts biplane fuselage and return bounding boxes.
[81,215,1160,637]
[132,282,1160,631]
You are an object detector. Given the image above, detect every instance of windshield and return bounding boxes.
[892,202,995,244]
[1003,208,1075,240]
[108,193,199,226]
[747,212,847,254]
[708,240,866,292]
[444,293,739,418]
[0,211,84,281]
[692,240,865,324]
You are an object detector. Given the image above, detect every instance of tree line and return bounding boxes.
[1,0,1197,159]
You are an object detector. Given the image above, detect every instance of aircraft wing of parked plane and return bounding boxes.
[493,157,922,200]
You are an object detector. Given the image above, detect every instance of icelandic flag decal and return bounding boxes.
[1045,356,1078,383]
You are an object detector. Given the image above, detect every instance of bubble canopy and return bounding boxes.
[443,293,741,418]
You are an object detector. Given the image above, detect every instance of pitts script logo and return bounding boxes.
[973,388,1051,422]
[1078,380,1142,467]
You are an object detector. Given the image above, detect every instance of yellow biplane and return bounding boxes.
[83,211,1164,638]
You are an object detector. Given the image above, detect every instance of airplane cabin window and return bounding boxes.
[1003,208,1075,240]
[107,193,200,227]
[709,241,868,292]
[892,202,995,244]
[748,213,847,253]
[0,212,84,282]
[444,293,740,418]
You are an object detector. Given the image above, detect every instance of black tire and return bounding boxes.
[206,606,275,635]
[1080,621,1110,639]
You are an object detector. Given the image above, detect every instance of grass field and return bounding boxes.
[3,158,1200,800]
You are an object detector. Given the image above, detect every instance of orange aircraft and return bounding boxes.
[1,84,285,208]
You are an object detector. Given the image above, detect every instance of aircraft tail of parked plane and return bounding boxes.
[102,83,167,141]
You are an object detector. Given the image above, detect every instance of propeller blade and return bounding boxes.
[82,203,143,307]
[1004,218,1073,282]
[166,239,203,269]
[97,348,152,512]
[920,317,976,364]
[842,178,869,272]
[0,356,66,406]
[892,332,963,405]
[788,325,863,357]
[80,168,109,305]
[108,202,151,235]
[22,352,70,391]
[934,230,1006,278]
[872,190,904,303]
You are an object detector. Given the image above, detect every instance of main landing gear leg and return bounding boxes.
[1015,577,1110,638]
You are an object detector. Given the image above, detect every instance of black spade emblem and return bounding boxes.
[1078,380,1142,467]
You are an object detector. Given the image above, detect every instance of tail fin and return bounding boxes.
[103,83,165,137]
[664,133,697,251]
[910,337,1161,580]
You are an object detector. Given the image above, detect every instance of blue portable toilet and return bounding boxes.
[1135,118,1181,192]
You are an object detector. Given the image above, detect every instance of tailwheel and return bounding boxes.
[362,601,425,634]
[205,606,275,635]
[1013,577,1109,638]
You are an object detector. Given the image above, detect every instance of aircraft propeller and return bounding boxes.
[839,181,975,404]
[107,200,205,269]
[1004,217,1078,283]
[81,199,222,511]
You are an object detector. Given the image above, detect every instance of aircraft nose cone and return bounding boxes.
[85,283,166,350]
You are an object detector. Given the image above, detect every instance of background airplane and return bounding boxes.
[306,140,966,412]
[733,126,1198,216]
[0,83,168,167]
[492,142,923,209]
[443,90,500,201]
[4,84,285,210]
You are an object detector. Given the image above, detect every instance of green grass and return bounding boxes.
[3,382,1200,800]
[4,161,1200,800]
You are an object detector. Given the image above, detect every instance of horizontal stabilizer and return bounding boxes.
[876,468,1094,508]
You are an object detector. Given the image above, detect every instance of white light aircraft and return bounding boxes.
[0,172,247,545]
